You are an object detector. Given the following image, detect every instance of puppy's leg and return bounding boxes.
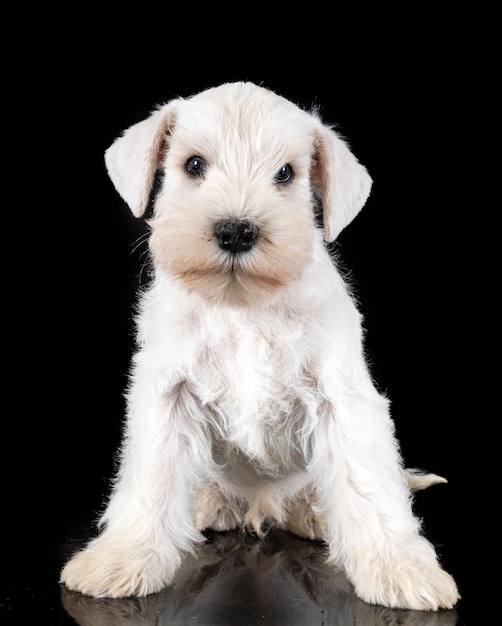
[280,466,442,542]
[194,484,244,532]
[313,391,459,611]
[280,484,328,541]
[60,379,211,598]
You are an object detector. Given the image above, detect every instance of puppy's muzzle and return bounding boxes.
[215,219,259,254]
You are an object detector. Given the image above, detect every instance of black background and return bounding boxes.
[4,9,490,625]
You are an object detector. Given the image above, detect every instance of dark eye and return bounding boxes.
[274,163,294,184]
[185,156,207,178]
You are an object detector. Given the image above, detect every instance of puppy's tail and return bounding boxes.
[404,467,448,492]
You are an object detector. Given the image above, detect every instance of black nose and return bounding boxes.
[214,220,259,253]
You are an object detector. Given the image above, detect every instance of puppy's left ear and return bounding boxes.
[311,121,373,242]
[104,101,179,217]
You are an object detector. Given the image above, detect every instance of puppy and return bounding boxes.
[60,81,459,611]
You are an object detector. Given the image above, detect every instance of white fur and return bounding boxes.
[60,81,459,611]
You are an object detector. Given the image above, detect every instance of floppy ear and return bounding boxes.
[311,121,373,242]
[104,102,179,217]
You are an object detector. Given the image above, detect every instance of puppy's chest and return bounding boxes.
[191,319,318,464]
[198,322,303,405]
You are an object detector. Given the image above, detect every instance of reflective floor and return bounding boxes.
[2,523,472,625]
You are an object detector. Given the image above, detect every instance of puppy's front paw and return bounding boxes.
[349,548,460,611]
[60,537,179,598]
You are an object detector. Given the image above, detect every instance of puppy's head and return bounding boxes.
[105,82,372,306]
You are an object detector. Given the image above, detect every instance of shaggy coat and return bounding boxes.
[60,81,459,611]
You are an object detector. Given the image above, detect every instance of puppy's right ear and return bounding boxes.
[104,102,179,217]
[311,120,372,242]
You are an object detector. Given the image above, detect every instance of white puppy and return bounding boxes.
[60,81,459,611]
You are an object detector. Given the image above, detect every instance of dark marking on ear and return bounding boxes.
[146,170,165,219]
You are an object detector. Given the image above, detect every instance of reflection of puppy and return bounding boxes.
[60,81,458,610]
[61,530,458,626]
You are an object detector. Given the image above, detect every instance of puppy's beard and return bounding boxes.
[149,215,314,307]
